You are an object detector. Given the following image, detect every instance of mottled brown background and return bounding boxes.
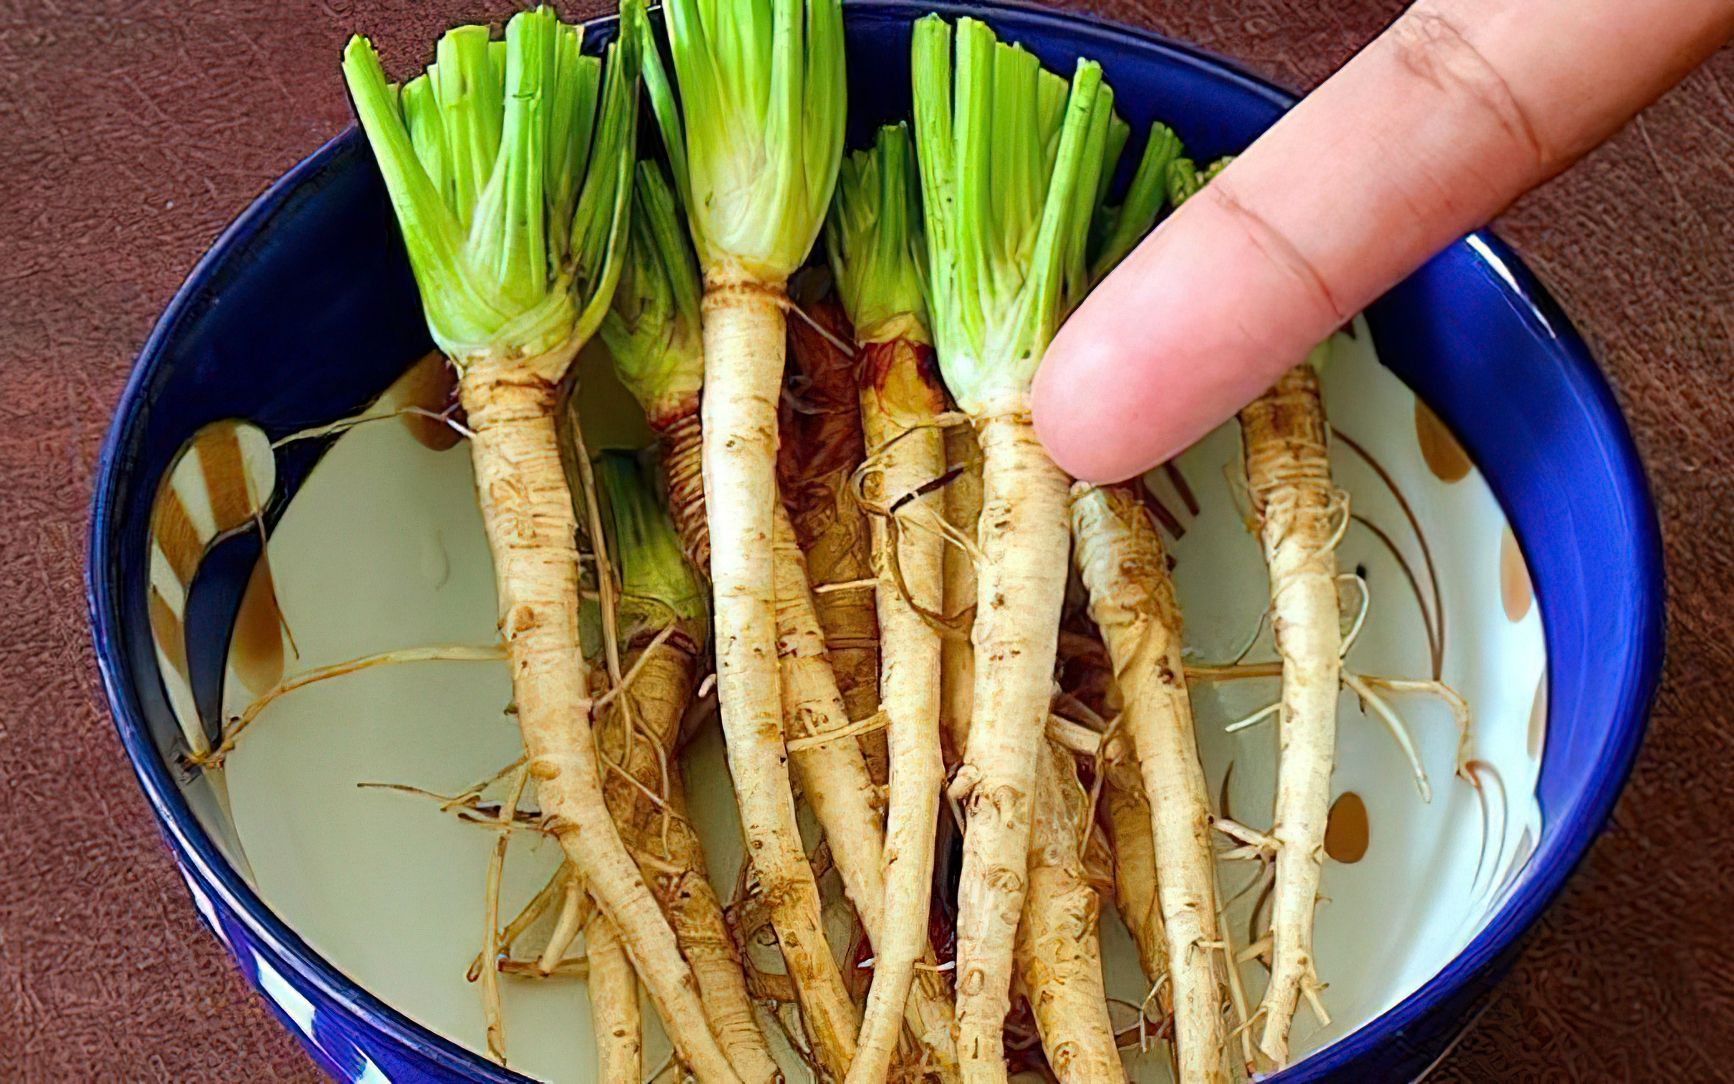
[1,0,1728,1080]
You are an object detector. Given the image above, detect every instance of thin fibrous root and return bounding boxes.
[1138,978,1171,1051]
[1224,701,1281,735]
[269,403,474,449]
[1225,1001,1268,1074]
[598,749,686,826]
[1358,674,1475,778]
[193,645,506,767]
[590,625,676,713]
[783,709,888,753]
[1236,936,1273,965]
[1224,604,1271,668]
[481,766,530,1066]
[851,453,983,603]
[564,391,625,691]
[356,755,538,826]
[1216,911,1257,1073]
[442,757,531,812]
[851,436,980,552]
[1214,818,1279,859]
[499,956,589,979]
[357,782,545,831]
[1221,459,1257,533]
[1103,994,1163,1054]
[563,392,659,861]
[537,876,590,976]
[1342,671,1433,802]
[854,496,975,642]
[1183,661,1282,684]
[813,577,878,595]
[1302,973,1331,1026]
[1194,661,1473,802]
[1220,845,1273,864]
[1221,843,1277,914]
[469,863,574,983]
[781,296,858,357]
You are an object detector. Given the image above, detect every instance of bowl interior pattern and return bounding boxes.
[204,322,1541,1082]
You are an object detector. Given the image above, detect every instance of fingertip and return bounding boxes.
[1033,323,1168,483]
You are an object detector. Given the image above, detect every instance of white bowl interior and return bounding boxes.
[149,326,1546,1080]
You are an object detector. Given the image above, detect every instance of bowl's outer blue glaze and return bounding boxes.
[88,3,1664,1081]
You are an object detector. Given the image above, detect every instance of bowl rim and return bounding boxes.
[86,2,1665,1080]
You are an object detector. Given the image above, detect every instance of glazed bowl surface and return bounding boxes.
[88,3,1664,1081]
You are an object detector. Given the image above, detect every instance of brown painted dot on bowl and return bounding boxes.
[1414,399,1472,483]
[1500,526,1533,622]
[1528,671,1548,760]
[1325,791,1369,863]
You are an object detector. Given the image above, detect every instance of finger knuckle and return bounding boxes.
[1392,4,1550,172]
[1203,180,1349,326]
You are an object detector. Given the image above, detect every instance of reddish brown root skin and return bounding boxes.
[655,410,711,576]
[780,302,884,760]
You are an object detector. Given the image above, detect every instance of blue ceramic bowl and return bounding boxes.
[88,3,1664,1080]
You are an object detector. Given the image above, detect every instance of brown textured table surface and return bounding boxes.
[3,1,1728,1080]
